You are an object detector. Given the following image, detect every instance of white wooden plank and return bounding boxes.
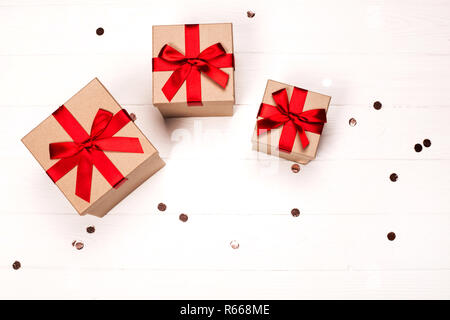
[6,104,450,161]
[3,104,450,216]
[1,53,449,107]
[4,156,450,216]
[1,268,449,299]
[1,0,450,55]
[0,214,449,271]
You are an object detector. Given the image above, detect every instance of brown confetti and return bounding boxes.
[387,232,396,241]
[86,226,95,234]
[291,208,300,217]
[423,139,431,148]
[12,261,21,270]
[247,11,255,18]
[129,113,137,121]
[389,173,398,182]
[349,118,357,127]
[157,203,167,211]
[291,164,300,173]
[230,240,240,249]
[74,241,84,250]
[72,240,76,247]
[96,27,104,36]
[179,213,188,222]
[373,101,382,110]
[414,143,423,152]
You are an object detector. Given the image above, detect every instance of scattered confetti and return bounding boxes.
[387,232,396,241]
[12,261,21,270]
[373,101,382,110]
[73,241,84,250]
[349,118,357,127]
[157,203,167,211]
[423,139,431,148]
[230,240,240,249]
[291,164,300,173]
[96,27,104,36]
[179,213,188,222]
[86,226,95,234]
[247,11,255,18]
[414,143,423,152]
[389,173,398,182]
[291,208,300,217]
[129,113,137,121]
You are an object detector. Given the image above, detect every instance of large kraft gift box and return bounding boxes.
[152,23,235,117]
[252,80,331,164]
[22,78,165,217]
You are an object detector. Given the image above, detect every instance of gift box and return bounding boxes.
[152,23,235,117]
[252,80,331,164]
[22,78,165,217]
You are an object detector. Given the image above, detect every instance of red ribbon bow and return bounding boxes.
[152,24,234,105]
[46,105,144,203]
[257,87,327,153]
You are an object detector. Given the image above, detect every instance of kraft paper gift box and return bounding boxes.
[22,78,165,217]
[252,80,331,164]
[152,23,235,117]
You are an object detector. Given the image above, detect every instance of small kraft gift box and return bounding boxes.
[22,78,165,217]
[152,23,235,117]
[252,80,331,164]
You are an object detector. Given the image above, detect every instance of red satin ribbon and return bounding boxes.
[46,105,144,203]
[257,87,327,153]
[152,24,234,106]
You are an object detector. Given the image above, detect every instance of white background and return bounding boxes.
[1,0,449,299]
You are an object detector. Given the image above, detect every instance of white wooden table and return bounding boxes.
[1,0,449,299]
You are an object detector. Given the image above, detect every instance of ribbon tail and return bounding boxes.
[202,64,229,89]
[75,150,93,202]
[278,120,297,153]
[297,127,310,149]
[162,64,192,102]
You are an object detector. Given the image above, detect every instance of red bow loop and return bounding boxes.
[46,105,144,203]
[256,88,327,152]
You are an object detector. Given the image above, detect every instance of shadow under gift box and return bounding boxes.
[252,80,331,164]
[152,23,235,117]
[21,78,165,217]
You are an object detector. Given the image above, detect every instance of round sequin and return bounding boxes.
[179,213,188,222]
[74,241,84,250]
[387,232,396,241]
[291,164,300,173]
[389,173,398,182]
[12,261,21,270]
[230,240,240,249]
[291,208,300,217]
